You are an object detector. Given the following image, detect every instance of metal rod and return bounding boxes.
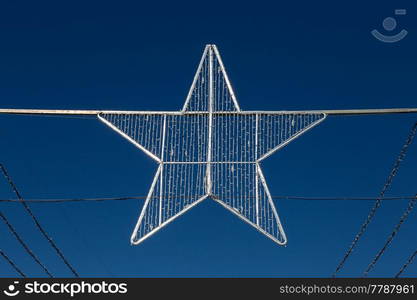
[206,45,214,195]
[131,195,209,246]
[258,115,327,162]
[1,108,417,116]
[130,164,162,244]
[257,166,287,245]
[182,45,209,112]
[159,115,167,225]
[97,115,162,163]
[212,45,241,111]
[255,115,259,227]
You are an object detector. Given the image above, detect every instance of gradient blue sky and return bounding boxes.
[0,1,416,277]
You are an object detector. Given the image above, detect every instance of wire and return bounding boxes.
[273,196,415,201]
[333,121,417,277]
[4,113,96,120]
[0,196,147,203]
[396,250,417,278]
[0,195,415,203]
[0,211,52,277]
[363,195,417,277]
[0,249,27,277]
[0,164,79,277]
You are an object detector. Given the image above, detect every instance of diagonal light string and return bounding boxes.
[0,164,79,277]
[396,249,417,278]
[0,248,27,277]
[363,195,417,277]
[333,121,417,277]
[0,211,52,277]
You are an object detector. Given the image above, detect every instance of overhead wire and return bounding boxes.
[0,195,415,203]
[332,121,417,277]
[0,248,27,277]
[363,195,417,277]
[0,211,52,277]
[395,249,417,278]
[2,113,96,120]
[0,164,79,277]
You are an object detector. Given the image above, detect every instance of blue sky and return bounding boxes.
[0,1,416,277]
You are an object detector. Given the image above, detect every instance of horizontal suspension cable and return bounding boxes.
[1,108,417,116]
[0,195,415,203]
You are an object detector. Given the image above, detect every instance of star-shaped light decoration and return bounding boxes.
[98,45,326,246]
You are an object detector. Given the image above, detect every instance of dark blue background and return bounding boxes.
[0,1,416,277]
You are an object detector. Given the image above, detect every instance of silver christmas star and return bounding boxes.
[98,45,326,245]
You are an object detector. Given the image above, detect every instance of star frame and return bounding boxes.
[98,45,326,246]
